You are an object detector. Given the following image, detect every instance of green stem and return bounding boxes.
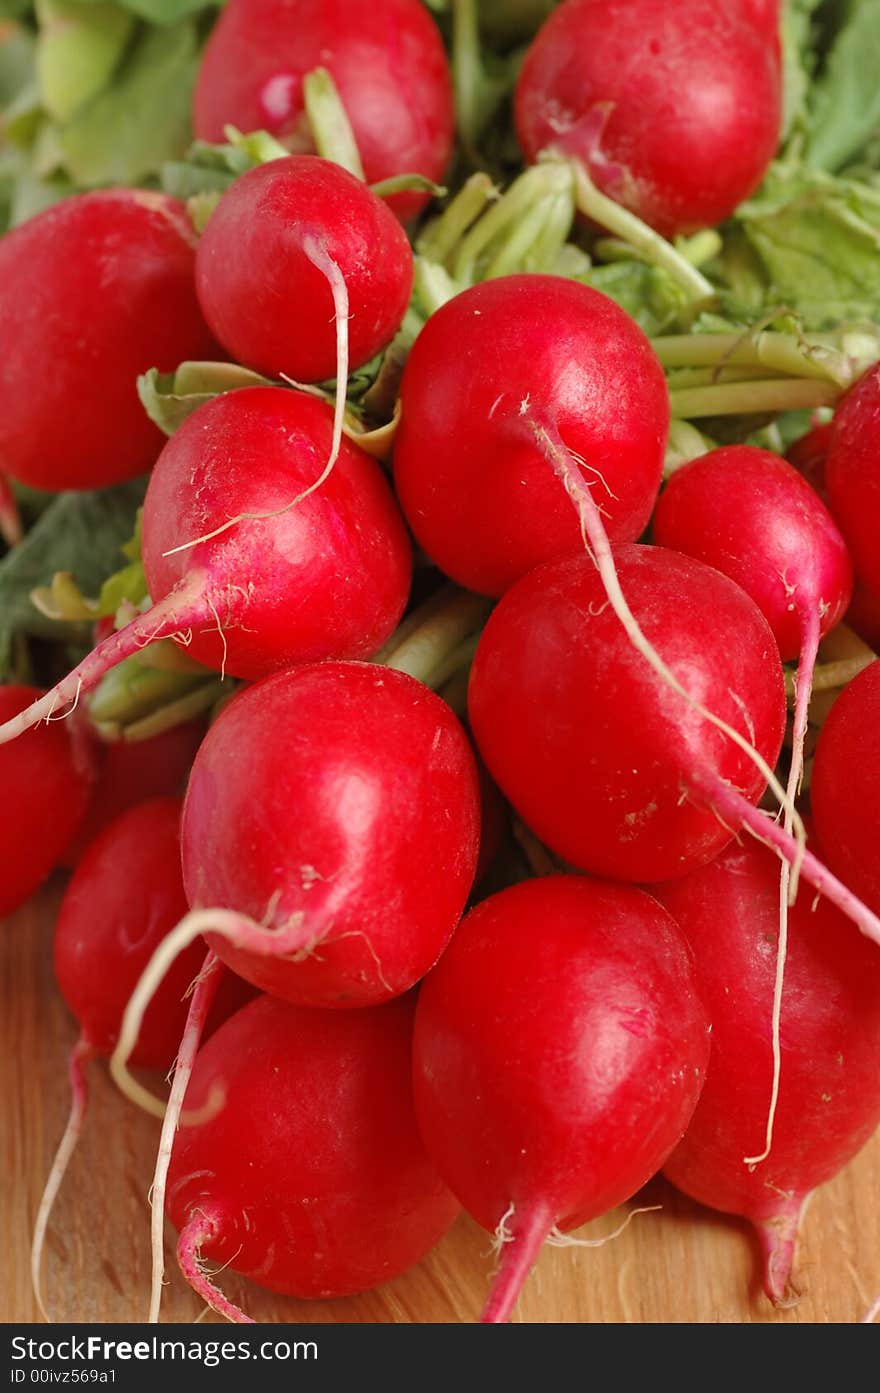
[569,160,714,302]
[413,256,461,317]
[380,588,492,688]
[302,67,365,180]
[416,172,498,266]
[452,162,574,285]
[664,365,784,391]
[99,679,229,743]
[369,174,446,201]
[651,331,852,386]
[663,420,715,476]
[451,0,509,156]
[669,378,841,419]
[786,652,875,699]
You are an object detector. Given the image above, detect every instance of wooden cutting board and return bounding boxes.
[3,880,879,1325]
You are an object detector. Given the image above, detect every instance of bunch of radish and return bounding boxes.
[4,0,880,1330]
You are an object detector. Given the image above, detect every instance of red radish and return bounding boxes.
[196,157,413,384]
[812,661,880,915]
[0,686,94,919]
[654,444,853,1161]
[193,0,454,222]
[0,388,412,744]
[825,362,880,597]
[392,274,669,597]
[413,875,711,1323]
[785,420,833,497]
[111,661,480,1022]
[33,798,252,1316]
[654,835,880,1305]
[515,0,782,238]
[784,419,880,651]
[0,191,217,492]
[163,993,460,1317]
[195,156,414,501]
[654,446,852,671]
[468,544,880,943]
[60,720,206,869]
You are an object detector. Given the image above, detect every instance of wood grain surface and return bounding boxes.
[3,878,880,1326]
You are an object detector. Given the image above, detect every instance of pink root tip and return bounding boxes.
[177,1214,254,1324]
[753,1197,805,1308]
[480,1206,551,1324]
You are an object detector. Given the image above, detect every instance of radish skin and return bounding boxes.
[164,995,460,1309]
[0,389,412,745]
[655,836,880,1304]
[193,0,454,222]
[412,875,711,1322]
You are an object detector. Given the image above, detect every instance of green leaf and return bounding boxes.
[56,19,198,186]
[0,480,145,679]
[138,361,274,436]
[805,0,880,171]
[35,0,135,123]
[735,164,880,328]
[578,260,691,336]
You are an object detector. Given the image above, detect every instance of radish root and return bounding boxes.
[481,1203,553,1324]
[0,580,206,747]
[177,1213,254,1324]
[528,416,803,840]
[149,952,223,1324]
[110,907,311,1116]
[31,1037,97,1321]
[744,608,821,1168]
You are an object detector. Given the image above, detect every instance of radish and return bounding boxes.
[0,388,412,744]
[196,157,413,385]
[0,191,217,492]
[468,544,880,944]
[412,874,711,1323]
[825,362,880,597]
[515,0,782,238]
[811,661,880,915]
[653,444,853,1162]
[0,685,94,919]
[60,719,206,869]
[654,835,880,1305]
[163,993,460,1318]
[194,155,414,501]
[392,274,669,597]
[192,0,454,222]
[32,797,252,1317]
[111,661,481,1021]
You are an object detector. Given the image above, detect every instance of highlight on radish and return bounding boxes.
[392,273,670,597]
[192,0,454,222]
[515,0,782,239]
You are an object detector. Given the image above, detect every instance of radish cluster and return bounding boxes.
[5,0,880,1331]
